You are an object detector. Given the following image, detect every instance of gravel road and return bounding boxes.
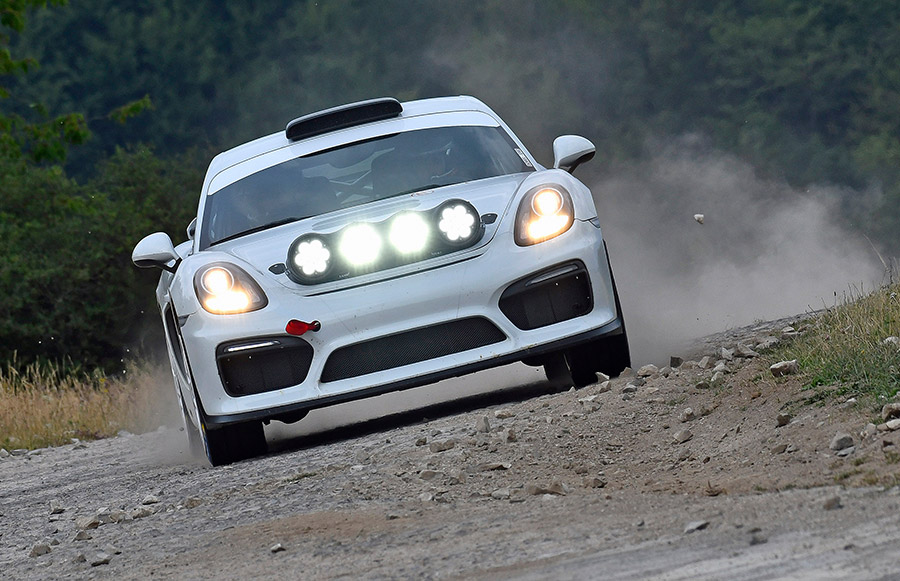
[3,321,900,580]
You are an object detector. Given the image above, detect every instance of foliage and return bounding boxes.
[0,358,175,450]
[773,282,900,405]
[0,148,202,369]
[0,1,198,370]
[7,0,900,249]
[3,0,900,372]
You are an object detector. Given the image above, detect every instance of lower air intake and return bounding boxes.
[321,317,506,382]
[217,337,313,397]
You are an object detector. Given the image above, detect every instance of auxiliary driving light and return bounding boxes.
[340,223,382,266]
[285,199,483,285]
[438,202,478,244]
[292,237,331,276]
[389,212,430,254]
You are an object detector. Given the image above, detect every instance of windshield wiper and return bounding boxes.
[210,216,310,246]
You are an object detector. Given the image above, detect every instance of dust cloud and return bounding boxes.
[592,138,885,366]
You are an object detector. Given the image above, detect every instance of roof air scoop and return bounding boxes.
[285,97,403,142]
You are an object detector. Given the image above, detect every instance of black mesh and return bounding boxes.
[321,317,506,382]
[217,337,314,397]
[499,263,592,330]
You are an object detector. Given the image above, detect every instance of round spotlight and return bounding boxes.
[339,223,382,266]
[438,202,478,243]
[292,237,331,276]
[389,212,430,254]
[201,267,234,294]
[532,188,564,216]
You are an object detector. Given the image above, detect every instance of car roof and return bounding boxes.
[204,96,499,184]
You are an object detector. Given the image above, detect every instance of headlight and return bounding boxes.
[514,185,574,246]
[194,263,268,314]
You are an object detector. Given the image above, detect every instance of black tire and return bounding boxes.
[202,419,267,467]
[543,352,574,389]
[179,395,206,460]
[565,247,632,383]
[566,327,631,383]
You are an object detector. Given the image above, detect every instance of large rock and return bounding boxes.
[75,516,101,530]
[882,403,900,422]
[770,360,799,377]
[735,343,760,358]
[683,520,709,534]
[829,432,854,451]
[637,364,658,377]
[29,543,51,558]
[429,440,456,453]
[673,429,693,444]
[490,488,511,500]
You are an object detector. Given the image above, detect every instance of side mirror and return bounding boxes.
[132,232,180,273]
[552,135,595,174]
[186,217,197,241]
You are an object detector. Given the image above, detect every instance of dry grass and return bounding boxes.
[0,359,177,451]
[775,281,900,404]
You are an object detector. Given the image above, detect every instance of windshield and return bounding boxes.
[200,125,533,248]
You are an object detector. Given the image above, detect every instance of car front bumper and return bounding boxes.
[180,218,621,424]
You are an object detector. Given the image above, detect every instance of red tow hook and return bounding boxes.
[285,319,321,336]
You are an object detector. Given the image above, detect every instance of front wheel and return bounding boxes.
[566,328,631,385]
[202,418,267,467]
[178,392,206,460]
[566,247,632,383]
[184,382,267,466]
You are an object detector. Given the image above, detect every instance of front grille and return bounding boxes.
[499,261,592,330]
[321,317,506,382]
[216,336,313,397]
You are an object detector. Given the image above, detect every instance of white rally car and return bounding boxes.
[133,96,629,465]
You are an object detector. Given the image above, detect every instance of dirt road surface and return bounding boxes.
[3,320,900,580]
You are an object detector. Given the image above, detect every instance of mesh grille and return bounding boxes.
[499,263,592,330]
[321,317,505,382]
[217,338,313,397]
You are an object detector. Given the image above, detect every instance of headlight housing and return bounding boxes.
[194,263,268,314]
[514,185,574,246]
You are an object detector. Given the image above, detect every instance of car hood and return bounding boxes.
[213,172,531,284]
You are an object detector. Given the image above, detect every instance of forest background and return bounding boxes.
[1,0,899,373]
